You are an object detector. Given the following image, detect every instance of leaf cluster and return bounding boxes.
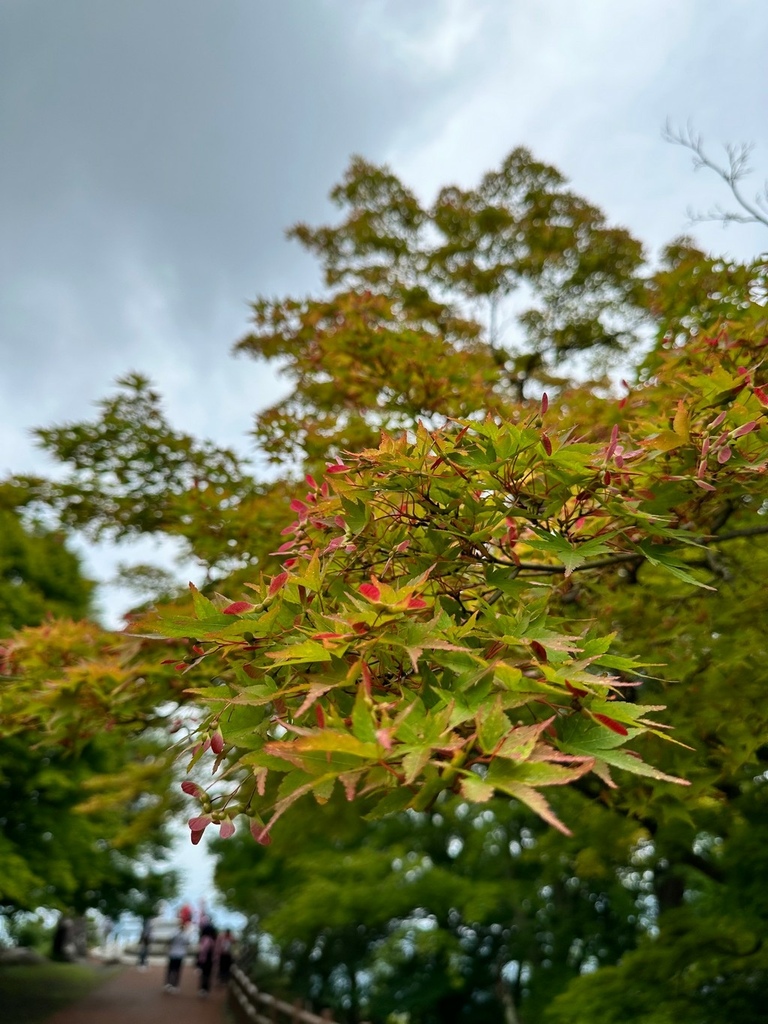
[156,322,768,847]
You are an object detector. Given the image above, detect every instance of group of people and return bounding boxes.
[165,920,235,997]
[138,911,235,997]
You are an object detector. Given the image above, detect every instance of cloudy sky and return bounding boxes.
[3,0,767,619]
[2,0,766,913]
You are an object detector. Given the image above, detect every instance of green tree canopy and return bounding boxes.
[0,514,179,916]
[214,788,643,1023]
[236,149,646,467]
[1,144,767,1022]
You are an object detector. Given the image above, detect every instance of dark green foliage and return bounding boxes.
[214,788,646,1022]
[0,510,92,636]
[0,726,178,916]
[0,502,178,918]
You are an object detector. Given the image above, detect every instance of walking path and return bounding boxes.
[46,961,227,1024]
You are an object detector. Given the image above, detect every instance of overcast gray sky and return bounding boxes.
[2,0,767,621]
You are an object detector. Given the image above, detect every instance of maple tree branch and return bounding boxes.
[515,553,640,575]
[512,524,768,577]
[710,524,768,542]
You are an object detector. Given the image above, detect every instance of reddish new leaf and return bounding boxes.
[222,601,254,615]
[361,660,374,697]
[269,572,289,596]
[565,680,588,698]
[732,420,758,438]
[530,640,548,662]
[593,713,629,736]
[250,822,273,845]
[376,728,394,751]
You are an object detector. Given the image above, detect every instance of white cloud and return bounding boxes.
[351,0,492,77]
[386,2,695,191]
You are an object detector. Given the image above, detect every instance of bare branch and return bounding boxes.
[664,119,768,230]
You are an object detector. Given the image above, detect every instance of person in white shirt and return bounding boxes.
[164,921,191,992]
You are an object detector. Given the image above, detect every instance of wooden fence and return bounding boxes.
[229,964,371,1024]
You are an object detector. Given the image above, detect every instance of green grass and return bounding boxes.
[0,961,119,1024]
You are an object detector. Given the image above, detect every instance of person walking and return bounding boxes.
[137,917,152,970]
[216,928,235,984]
[164,920,191,992]
[196,922,217,997]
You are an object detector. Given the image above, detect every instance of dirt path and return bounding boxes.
[45,961,228,1024]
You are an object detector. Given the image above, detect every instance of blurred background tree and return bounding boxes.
[0,509,178,926]
[0,508,92,636]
